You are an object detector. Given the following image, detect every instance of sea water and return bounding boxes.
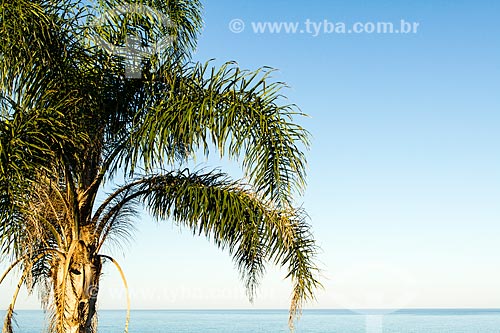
[1,309,500,332]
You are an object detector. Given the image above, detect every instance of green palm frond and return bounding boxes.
[0,105,87,255]
[93,170,320,315]
[120,61,310,206]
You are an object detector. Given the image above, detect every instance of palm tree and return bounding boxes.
[0,0,320,332]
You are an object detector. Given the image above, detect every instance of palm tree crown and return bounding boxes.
[0,1,320,332]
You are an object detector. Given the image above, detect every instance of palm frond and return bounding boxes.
[99,255,130,333]
[93,186,139,252]
[93,170,320,320]
[126,61,310,207]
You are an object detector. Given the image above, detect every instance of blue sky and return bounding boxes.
[1,0,500,311]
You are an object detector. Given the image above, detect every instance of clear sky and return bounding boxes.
[1,0,500,311]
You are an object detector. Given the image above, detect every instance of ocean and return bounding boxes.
[1,309,500,332]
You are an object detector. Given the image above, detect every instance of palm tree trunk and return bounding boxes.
[53,240,102,333]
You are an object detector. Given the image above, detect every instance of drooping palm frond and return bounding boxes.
[94,186,139,253]
[120,61,310,207]
[0,107,86,256]
[93,170,320,323]
[98,255,130,332]
[0,249,64,332]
